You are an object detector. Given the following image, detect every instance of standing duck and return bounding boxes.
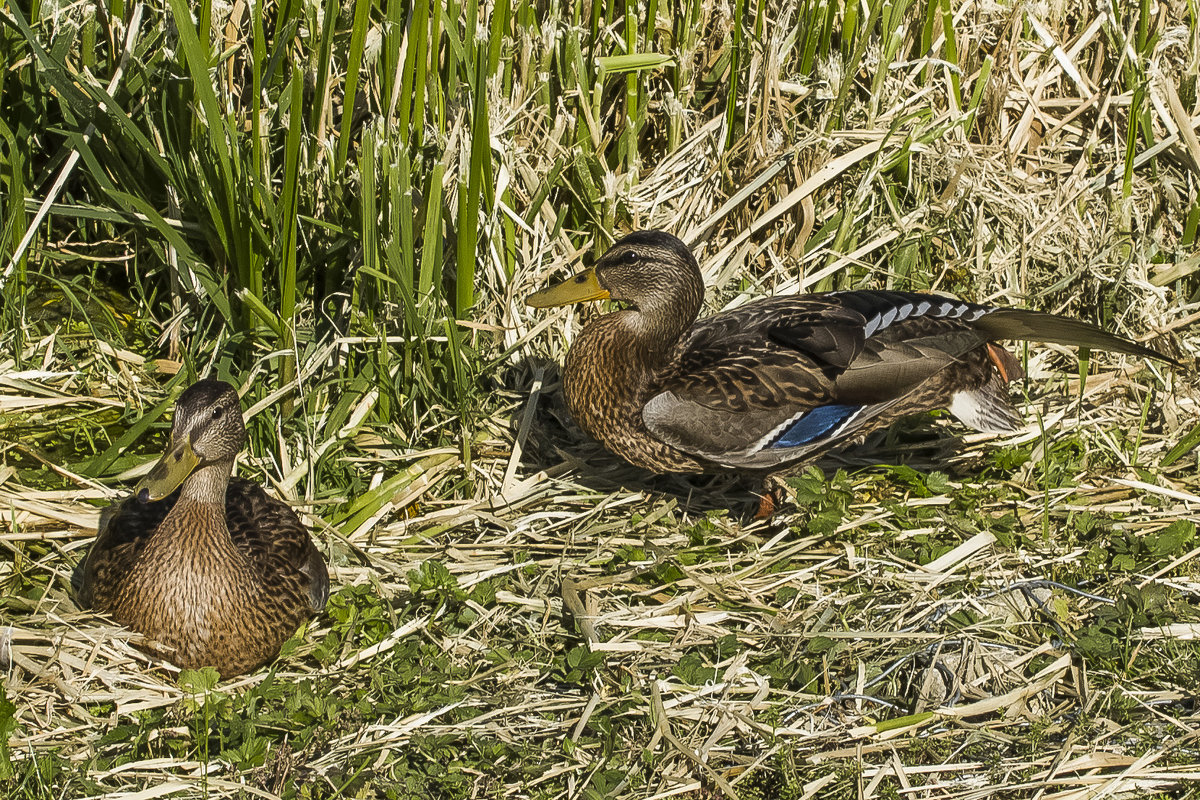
[526,231,1172,513]
[75,380,329,677]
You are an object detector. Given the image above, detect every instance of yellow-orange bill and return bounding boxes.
[135,433,200,502]
[525,267,609,308]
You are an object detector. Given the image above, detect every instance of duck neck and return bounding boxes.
[147,459,241,563]
[177,460,233,507]
[623,280,704,366]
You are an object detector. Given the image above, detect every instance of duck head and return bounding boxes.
[526,231,704,326]
[136,380,246,503]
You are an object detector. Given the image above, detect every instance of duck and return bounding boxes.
[526,230,1173,514]
[75,379,329,677]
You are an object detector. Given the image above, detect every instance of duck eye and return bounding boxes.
[623,250,639,264]
[212,407,224,419]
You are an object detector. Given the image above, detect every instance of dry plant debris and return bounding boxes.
[2,0,1200,797]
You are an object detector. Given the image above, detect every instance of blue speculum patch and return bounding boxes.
[772,404,860,447]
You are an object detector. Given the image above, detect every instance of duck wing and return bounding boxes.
[642,291,1167,469]
[643,294,889,469]
[226,478,329,614]
[74,492,177,609]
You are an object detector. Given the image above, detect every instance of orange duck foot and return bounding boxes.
[753,478,790,519]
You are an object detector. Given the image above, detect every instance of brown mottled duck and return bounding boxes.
[75,380,329,677]
[526,231,1172,514]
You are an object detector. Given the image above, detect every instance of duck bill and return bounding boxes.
[525,267,609,308]
[135,433,201,502]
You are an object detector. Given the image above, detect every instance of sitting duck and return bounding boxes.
[527,230,1172,514]
[75,380,329,677]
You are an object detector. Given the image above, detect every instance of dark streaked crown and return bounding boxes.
[176,380,237,415]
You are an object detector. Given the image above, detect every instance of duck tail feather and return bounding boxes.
[974,309,1176,365]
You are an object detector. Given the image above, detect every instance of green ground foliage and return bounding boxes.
[2,0,1200,797]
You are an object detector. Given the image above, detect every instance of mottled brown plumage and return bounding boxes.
[75,380,328,677]
[527,230,1171,487]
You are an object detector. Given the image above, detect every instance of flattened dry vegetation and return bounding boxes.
[2,0,1200,797]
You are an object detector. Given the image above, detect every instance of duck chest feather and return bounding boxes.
[103,501,288,673]
[563,317,707,473]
